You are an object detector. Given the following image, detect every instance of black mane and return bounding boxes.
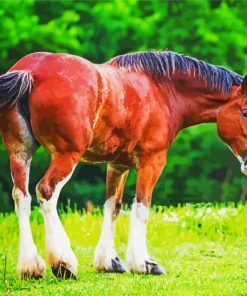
[110,51,243,93]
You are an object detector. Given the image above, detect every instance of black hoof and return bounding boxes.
[52,263,77,280]
[110,257,127,273]
[145,259,167,275]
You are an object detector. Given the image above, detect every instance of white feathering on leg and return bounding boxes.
[94,196,120,271]
[126,199,150,273]
[14,188,45,278]
[37,168,78,275]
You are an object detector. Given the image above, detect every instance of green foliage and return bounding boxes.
[1,205,247,295]
[0,0,247,211]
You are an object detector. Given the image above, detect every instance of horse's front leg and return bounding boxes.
[10,153,45,279]
[126,150,167,275]
[36,152,81,279]
[94,164,129,273]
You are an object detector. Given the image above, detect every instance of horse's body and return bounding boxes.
[6,52,173,167]
[0,50,246,279]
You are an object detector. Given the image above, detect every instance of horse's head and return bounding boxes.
[217,75,247,175]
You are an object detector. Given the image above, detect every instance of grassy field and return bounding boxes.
[1,203,247,295]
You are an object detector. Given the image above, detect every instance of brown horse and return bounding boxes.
[0,51,246,279]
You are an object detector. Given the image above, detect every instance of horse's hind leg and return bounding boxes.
[94,164,129,273]
[10,150,45,279]
[36,152,81,279]
[126,150,167,275]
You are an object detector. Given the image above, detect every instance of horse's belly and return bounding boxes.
[81,150,135,168]
[81,135,136,167]
[81,150,118,163]
[81,132,119,162]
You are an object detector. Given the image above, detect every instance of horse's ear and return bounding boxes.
[241,75,247,96]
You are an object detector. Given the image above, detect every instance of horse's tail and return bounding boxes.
[0,70,33,109]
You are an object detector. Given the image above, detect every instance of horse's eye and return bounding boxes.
[242,110,247,118]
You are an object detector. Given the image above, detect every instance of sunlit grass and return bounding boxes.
[1,203,247,295]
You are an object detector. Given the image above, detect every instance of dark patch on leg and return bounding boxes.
[145,259,167,275]
[21,272,44,280]
[110,256,127,273]
[52,262,77,280]
[37,181,54,201]
[17,94,40,147]
[113,202,121,217]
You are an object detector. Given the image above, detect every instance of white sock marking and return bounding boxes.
[13,187,45,276]
[94,196,119,270]
[37,168,77,274]
[126,199,151,273]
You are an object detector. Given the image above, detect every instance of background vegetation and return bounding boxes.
[0,0,247,212]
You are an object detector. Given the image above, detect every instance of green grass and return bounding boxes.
[1,204,247,295]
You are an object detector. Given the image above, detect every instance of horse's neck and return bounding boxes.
[163,79,234,131]
[180,91,230,128]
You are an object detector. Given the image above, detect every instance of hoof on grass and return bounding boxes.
[95,256,127,273]
[18,255,46,280]
[21,272,44,280]
[110,256,127,273]
[51,262,77,280]
[144,259,167,275]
